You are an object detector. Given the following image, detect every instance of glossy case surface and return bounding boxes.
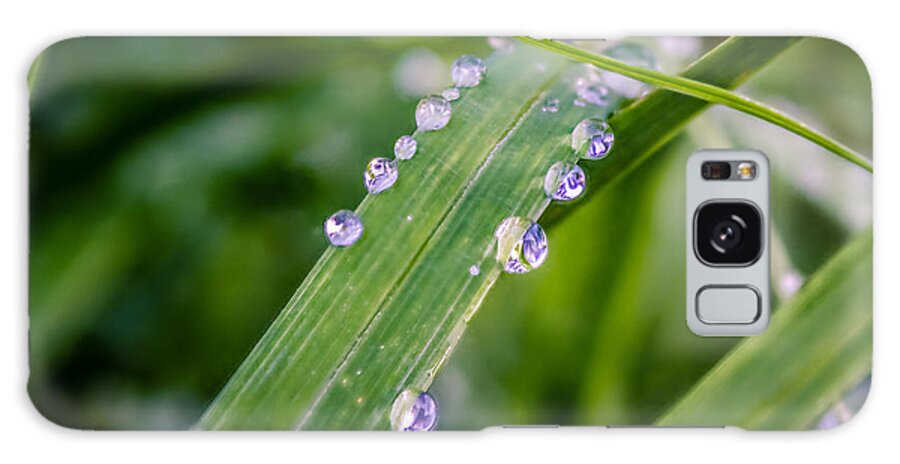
[28,37,872,430]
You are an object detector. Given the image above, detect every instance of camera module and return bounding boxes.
[694,201,762,266]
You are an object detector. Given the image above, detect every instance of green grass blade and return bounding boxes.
[198,47,604,429]
[518,37,872,173]
[657,229,872,429]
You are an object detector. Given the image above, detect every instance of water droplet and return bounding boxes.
[487,37,515,52]
[415,96,452,131]
[451,55,487,88]
[571,118,615,160]
[575,73,610,107]
[393,135,417,160]
[573,99,587,107]
[441,86,460,101]
[495,217,548,274]
[356,397,365,405]
[364,157,398,194]
[355,369,363,376]
[379,344,385,350]
[541,97,560,113]
[602,42,657,98]
[406,215,413,222]
[468,265,480,276]
[390,389,438,432]
[544,162,586,201]
[324,210,363,247]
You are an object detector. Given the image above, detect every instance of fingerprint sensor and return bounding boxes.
[696,286,761,324]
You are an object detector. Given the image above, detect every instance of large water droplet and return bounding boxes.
[390,389,438,432]
[393,135,417,161]
[495,217,548,274]
[571,118,615,160]
[415,96,452,131]
[441,86,460,101]
[544,162,586,201]
[324,210,363,246]
[451,55,487,88]
[602,42,657,98]
[541,97,560,113]
[365,157,398,194]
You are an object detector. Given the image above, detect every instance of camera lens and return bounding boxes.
[695,202,762,266]
[711,218,743,251]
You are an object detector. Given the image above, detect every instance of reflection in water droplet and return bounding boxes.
[324,210,363,247]
[393,135,417,161]
[441,86,461,101]
[541,97,560,113]
[451,55,487,88]
[390,389,438,431]
[544,162,586,201]
[495,217,549,274]
[571,118,614,160]
[415,96,452,131]
[468,265,480,276]
[365,157,399,194]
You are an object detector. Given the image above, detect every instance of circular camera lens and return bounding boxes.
[695,202,762,266]
[711,219,743,251]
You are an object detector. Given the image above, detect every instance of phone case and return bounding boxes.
[28,36,872,431]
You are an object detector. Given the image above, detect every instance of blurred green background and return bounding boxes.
[28,37,871,429]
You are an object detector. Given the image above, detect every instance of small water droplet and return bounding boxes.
[356,369,363,376]
[468,265,480,276]
[393,135,418,160]
[451,55,487,88]
[341,377,349,386]
[390,389,438,432]
[575,71,610,107]
[571,118,615,160]
[573,99,587,107]
[406,215,413,222]
[365,157,399,194]
[324,210,363,247]
[544,162,586,201]
[495,217,549,274]
[379,344,385,350]
[487,37,515,52]
[356,397,364,405]
[415,95,452,131]
[441,86,461,101]
[541,97,560,113]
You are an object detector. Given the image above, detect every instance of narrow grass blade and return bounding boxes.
[198,48,604,429]
[518,37,872,172]
[657,230,872,429]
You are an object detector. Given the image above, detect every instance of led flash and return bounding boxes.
[737,162,756,180]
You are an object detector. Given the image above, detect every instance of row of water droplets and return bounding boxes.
[324,39,651,431]
[323,53,489,249]
[322,48,492,432]
[494,44,644,275]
